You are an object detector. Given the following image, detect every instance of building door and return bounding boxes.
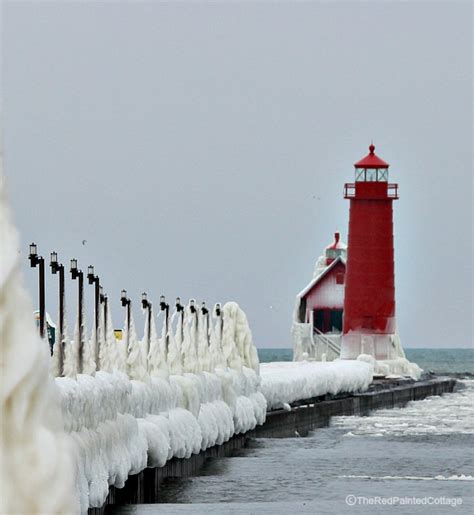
[330,310,343,332]
[313,309,325,332]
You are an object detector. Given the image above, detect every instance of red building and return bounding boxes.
[292,233,347,361]
[341,144,398,360]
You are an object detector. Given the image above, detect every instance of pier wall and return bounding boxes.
[91,376,455,514]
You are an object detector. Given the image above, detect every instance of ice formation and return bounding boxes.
[260,360,373,410]
[56,365,266,512]
[146,307,169,378]
[42,300,266,512]
[0,172,76,513]
[357,353,422,380]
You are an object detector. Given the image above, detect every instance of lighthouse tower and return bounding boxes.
[341,144,399,360]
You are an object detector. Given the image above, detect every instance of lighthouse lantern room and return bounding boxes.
[341,144,399,360]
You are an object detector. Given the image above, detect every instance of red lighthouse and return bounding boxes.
[341,144,399,360]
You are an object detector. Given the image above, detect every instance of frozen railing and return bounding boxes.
[313,326,341,357]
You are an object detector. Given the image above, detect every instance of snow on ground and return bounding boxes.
[260,360,373,410]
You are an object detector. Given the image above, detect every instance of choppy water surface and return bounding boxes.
[112,381,474,514]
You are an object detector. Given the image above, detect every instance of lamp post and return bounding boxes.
[121,289,131,349]
[160,295,170,351]
[142,292,153,361]
[100,286,108,343]
[50,251,65,375]
[29,243,46,342]
[215,302,223,340]
[201,301,210,344]
[70,258,84,373]
[176,297,184,340]
[87,265,101,370]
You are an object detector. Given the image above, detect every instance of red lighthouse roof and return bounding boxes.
[354,144,389,169]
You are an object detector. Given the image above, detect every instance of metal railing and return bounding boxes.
[343,183,399,199]
[312,326,341,356]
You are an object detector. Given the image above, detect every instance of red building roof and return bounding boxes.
[354,144,389,169]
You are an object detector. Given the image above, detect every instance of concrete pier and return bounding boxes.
[90,376,455,514]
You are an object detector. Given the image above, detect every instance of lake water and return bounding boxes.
[110,349,474,514]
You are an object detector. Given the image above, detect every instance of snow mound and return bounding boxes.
[260,360,373,410]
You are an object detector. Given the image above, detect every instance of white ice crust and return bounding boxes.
[54,299,267,513]
[260,359,373,410]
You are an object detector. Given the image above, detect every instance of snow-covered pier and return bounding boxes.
[85,373,455,513]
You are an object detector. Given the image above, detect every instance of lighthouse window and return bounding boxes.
[377,169,388,181]
[366,169,377,181]
[355,168,365,182]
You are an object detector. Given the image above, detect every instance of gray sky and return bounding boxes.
[3,1,472,348]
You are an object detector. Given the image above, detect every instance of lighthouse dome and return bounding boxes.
[325,232,347,265]
[354,144,389,169]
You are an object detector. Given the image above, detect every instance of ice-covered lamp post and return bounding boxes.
[121,289,131,350]
[70,258,84,373]
[141,292,152,358]
[87,265,101,369]
[160,295,170,350]
[50,251,65,374]
[100,286,108,339]
[202,301,210,344]
[215,302,223,340]
[176,297,184,339]
[28,243,46,342]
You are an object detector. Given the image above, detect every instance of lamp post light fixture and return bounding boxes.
[141,292,152,359]
[50,251,65,375]
[28,243,46,342]
[70,258,84,373]
[87,265,101,370]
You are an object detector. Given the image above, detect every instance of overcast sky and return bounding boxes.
[3,1,472,348]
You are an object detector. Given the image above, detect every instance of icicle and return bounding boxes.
[221,302,243,371]
[209,310,225,370]
[167,310,183,375]
[181,306,199,373]
[147,308,169,379]
[82,322,97,376]
[126,312,148,381]
[197,310,211,372]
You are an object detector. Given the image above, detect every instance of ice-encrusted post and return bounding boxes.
[28,242,46,342]
[159,295,170,355]
[121,289,132,349]
[50,251,65,376]
[70,258,84,373]
[141,292,152,362]
[87,265,102,370]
